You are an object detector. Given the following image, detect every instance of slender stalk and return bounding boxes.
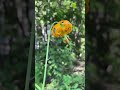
[42,22,57,90]
[25,28,34,90]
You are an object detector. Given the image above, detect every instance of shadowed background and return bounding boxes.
[86,0,120,90]
[0,0,34,89]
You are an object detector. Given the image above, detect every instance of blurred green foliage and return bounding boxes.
[35,0,85,89]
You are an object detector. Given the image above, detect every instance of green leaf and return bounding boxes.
[35,83,41,90]
[63,75,72,85]
[72,2,77,9]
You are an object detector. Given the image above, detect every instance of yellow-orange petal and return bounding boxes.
[52,20,72,37]
[58,20,72,34]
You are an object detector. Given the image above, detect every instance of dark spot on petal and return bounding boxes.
[61,21,64,23]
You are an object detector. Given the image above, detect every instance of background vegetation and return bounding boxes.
[35,0,85,90]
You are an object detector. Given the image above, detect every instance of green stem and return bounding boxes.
[64,35,69,42]
[42,22,57,90]
[25,28,34,89]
